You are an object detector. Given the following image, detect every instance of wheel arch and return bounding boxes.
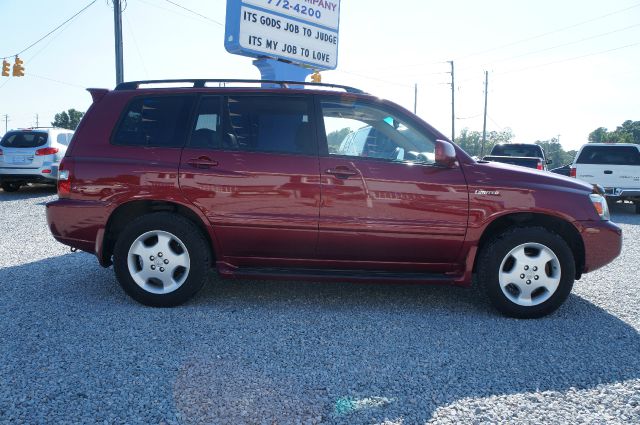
[101,200,216,267]
[473,212,585,279]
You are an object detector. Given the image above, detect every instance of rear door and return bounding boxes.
[179,94,321,263]
[317,96,469,272]
[575,145,640,189]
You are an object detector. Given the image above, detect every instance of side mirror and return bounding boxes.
[434,140,458,168]
[547,159,553,165]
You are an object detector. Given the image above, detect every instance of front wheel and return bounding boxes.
[1,182,21,192]
[477,227,575,319]
[113,212,211,307]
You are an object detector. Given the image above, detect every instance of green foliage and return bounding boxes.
[327,127,351,154]
[457,128,577,166]
[455,128,514,158]
[52,108,85,130]
[588,120,640,144]
[534,138,576,166]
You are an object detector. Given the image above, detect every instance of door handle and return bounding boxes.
[187,156,219,169]
[604,170,613,174]
[325,167,358,178]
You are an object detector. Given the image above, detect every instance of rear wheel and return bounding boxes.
[113,212,211,307]
[477,226,575,318]
[1,182,21,192]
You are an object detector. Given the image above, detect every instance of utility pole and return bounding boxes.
[481,71,489,157]
[113,0,124,85]
[414,83,418,114]
[3,114,8,133]
[35,114,39,128]
[449,61,455,142]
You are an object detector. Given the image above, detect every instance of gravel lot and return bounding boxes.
[1,185,639,424]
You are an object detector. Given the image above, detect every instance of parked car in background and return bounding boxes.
[571,143,640,213]
[46,79,621,318]
[0,127,74,192]
[551,164,572,176]
[483,143,550,170]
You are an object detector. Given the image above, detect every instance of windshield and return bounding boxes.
[0,131,48,148]
[491,144,541,157]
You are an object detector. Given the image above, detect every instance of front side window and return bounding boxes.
[321,99,436,164]
[223,96,315,155]
[113,95,194,147]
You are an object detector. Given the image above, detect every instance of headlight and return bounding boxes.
[589,193,610,220]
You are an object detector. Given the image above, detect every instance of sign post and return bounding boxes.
[225,0,340,83]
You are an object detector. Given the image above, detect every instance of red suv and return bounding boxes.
[46,79,622,318]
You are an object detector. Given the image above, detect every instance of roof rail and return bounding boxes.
[115,79,365,94]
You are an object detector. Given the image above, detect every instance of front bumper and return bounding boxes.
[579,219,622,274]
[603,187,640,199]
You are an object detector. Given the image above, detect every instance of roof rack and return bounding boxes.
[115,79,365,94]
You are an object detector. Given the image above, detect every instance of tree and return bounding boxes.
[52,108,85,130]
[327,127,351,154]
[456,128,514,158]
[588,120,640,144]
[534,138,576,166]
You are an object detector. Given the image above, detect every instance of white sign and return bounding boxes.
[243,0,340,30]
[238,5,339,69]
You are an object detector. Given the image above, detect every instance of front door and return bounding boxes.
[179,94,321,264]
[317,97,469,272]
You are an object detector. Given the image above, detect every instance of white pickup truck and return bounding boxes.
[571,143,640,213]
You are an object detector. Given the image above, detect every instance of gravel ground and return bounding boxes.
[0,185,639,424]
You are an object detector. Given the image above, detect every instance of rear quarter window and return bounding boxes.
[112,95,194,148]
[576,145,640,165]
[0,131,48,148]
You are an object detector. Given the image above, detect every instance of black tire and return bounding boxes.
[477,226,575,319]
[1,182,21,192]
[113,212,212,307]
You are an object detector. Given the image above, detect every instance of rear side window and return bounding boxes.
[56,133,73,145]
[113,96,194,147]
[576,145,640,165]
[0,131,48,148]
[491,145,541,157]
[223,96,315,155]
[188,96,222,149]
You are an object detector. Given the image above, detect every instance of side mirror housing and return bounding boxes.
[434,140,458,168]
[547,159,553,165]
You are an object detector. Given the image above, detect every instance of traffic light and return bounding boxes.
[311,71,321,83]
[1,60,9,77]
[12,56,25,77]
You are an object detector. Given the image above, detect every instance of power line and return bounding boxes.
[384,2,640,71]
[460,22,640,72]
[331,69,415,88]
[455,1,640,62]
[1,0,98,59]
[499,41,640,75]
[162,0,224,26]
[28,74,87,89]
[124,14,149,78]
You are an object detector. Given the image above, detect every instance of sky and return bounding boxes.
[0,0,639,151]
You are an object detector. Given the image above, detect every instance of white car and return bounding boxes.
[0,127,74,192]
[571,143,640,213]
